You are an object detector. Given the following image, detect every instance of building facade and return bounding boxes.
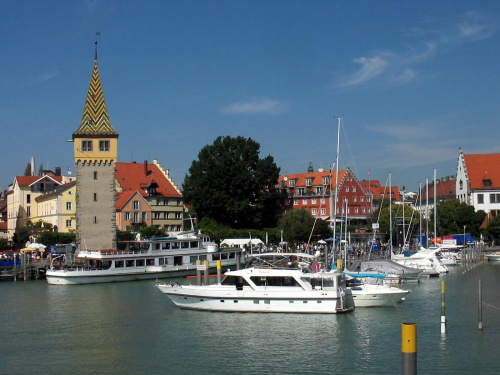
[456,147,500,216]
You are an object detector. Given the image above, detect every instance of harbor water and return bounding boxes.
[1,262,499,374]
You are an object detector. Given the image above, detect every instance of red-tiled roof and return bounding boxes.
[359,180,401,201]
[115,162,181,198]
[420,179,456,201]
[465,153,500,190]
[15,175,63,186]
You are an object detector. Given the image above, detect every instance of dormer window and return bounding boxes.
[305,178,312,186]
[289,179,296,187]
[484,179,492,187]
[322,176,330,185]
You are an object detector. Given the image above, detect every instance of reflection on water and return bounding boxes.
[1,264,500,374]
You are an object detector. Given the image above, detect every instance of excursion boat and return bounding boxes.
[156,253,355,313]
[46,232,244,285]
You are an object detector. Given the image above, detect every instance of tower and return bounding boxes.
[72,42,119,252]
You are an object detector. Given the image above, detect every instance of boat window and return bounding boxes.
[159,258,164,265]
[171,242,179,249]
[221,276,249,287]
[136,259,145,267]
[146,259,155,266]
[173,256,182,266]
[212,253,220,260]
[181,242,189,249]
[264,300,270,305]
[190,256,198,263]
[140,243,150,251]
[153,243,160,250]
[161,243,170,250]
[221,253,228,260]
[190,241,198,248]
[253,300,260,304]
[228,252,235,259]
[126,260,135,267]
[250,276,301,287]
[115,260,124,268]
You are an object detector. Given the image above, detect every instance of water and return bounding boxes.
[1,263,500,375]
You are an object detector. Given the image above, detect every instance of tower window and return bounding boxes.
[94,171,98,180]
[94,193,97,201]
[94,216,97,224]
[99,140,110,152]
[82,140,93,152]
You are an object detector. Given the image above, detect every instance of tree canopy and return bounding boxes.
[431,199,486,237]
[279,209,330,244]
[182,136,280,229]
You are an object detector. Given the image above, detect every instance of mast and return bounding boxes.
[426,178,429,245]
[328,117,341,270]
[389,172,392,253]
[434,169,437,246]
[419,182,422,248]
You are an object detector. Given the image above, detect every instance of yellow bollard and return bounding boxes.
[217,260,222,284]
[336,259,343,271]
[402,322,417,375]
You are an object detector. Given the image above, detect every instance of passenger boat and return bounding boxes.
[156,253,355,313]
[46,232,243,285]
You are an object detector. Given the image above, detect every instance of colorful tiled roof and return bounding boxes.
[73,51,118,137]
[359,180,401,201]
[15,175,63,187]
[419,179,456,201]
[465,153,500,190]
[115,161,181,198]
[278,170,346,188]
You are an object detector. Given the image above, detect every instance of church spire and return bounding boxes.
[73,38,118,137]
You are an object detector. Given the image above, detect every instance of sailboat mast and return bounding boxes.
[389,172,392,252]
[329,117,341,269]
[434,168,437,246]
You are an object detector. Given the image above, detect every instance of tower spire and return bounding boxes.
[95,31,100,60]
[73,37,118,137]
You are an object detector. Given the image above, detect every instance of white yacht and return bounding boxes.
[156,254,355,313]
[46,232,243,285]
[345,276,410,307]
[391,247,449,276]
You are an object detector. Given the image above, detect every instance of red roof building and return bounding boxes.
[277,166,373,224]
[115,159,185,232]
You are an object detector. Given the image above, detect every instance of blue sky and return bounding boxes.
[2,1,499,193]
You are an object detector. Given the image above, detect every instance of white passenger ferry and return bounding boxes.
[46,232,243,285]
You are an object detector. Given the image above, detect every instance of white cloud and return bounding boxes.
[339,55,389,87]
[221,98,289,115]
[457,11,495,40]
[34,71,59,83]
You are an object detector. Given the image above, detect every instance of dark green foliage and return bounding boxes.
[13,227,30,248]
[279,209,330,243]
[431,199,486,237]
[36,231,76,246]
[139,226,168,240]
[0,237,8,249]
[485,214,500,241]
[24,163,31,176]
[183,136,280,229]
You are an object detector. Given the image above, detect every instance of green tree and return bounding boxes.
[431,199,485,237]
[0,238,8,249]
[24,163,31,176]
[371,201,419,243]
[485,214,500,243]
[183,136,280,229]
[279,209,330,244]
[139,226,168,240]
[37,232,76,246]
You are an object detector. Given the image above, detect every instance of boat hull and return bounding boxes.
[156,284,353,313]
[485,253,500,261]
[351,288,408,307]
[46,264,234,285]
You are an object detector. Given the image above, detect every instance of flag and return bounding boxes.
[368,168,371,176]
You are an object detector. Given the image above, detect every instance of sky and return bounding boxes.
[2,1,500,193]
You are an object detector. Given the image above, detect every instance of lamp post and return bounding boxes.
[463,225,466,247]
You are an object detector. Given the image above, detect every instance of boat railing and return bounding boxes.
[79,249,149,256]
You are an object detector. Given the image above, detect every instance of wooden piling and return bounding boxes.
[478,278,483,330]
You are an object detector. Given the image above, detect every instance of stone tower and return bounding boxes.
[72,42,119,252]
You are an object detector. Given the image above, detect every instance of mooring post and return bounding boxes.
[236,253,240,270]
[441,280,446,334]
[204,260,209,285]
[217,260,222,284]
[196,260,201,285]
[478,278,483,330]
[402,322,417,375]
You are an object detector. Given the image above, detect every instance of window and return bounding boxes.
[315,187,323,195]
[352,186,356,192]
[490,194,500,204]
[460,180,463,189]
[94,171,98,180]
[142,212,148,220]
[353,196,357,202]
[478,194,484,204]
[293,199,298,206]
[94,193,97,201]
[297,188,305,196]
[99,140,110,152]
[305,178,312,186]
[360,196,364,202]
[26,194,31,204]
[312,198,317,204]
[354,207,359,214]
[345,186,350,192]
[154,212,161,219]
[175,213,181,219]
[320,198,325,204]
[82,140,93,152]
[322,176,330,185]
[302,199,307,205]
[132,200,141,210]
[94,216,97,224]
[312,208,317,215]
[66,202,72,210]
[484,179,492,187]
[66,220,72,228]
[321,208,326,215]
[125,212,131,220]
[289,179,296,187]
